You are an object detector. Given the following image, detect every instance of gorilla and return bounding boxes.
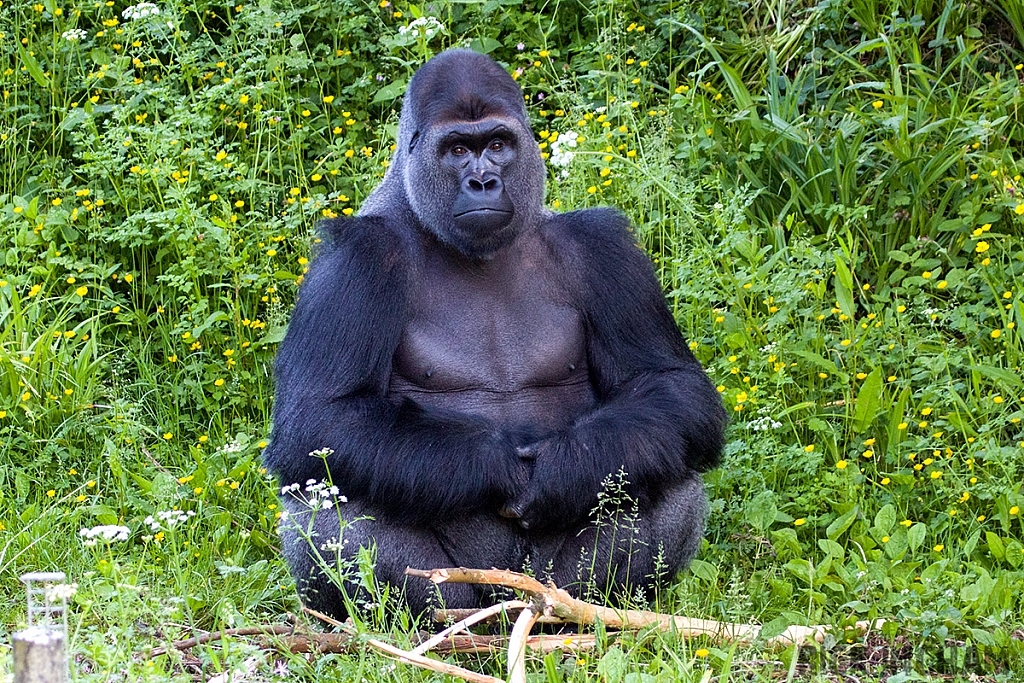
[264,49,726,619]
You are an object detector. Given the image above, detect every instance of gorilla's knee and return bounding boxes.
[543,474,707,601]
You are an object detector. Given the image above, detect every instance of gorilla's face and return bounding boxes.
[394,50,546,260]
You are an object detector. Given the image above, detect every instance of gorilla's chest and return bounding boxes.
[389,246,595,430]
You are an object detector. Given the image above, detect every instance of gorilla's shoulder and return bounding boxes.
[543,207,640,262]
[315,215,412,260]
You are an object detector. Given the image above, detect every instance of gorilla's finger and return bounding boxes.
[498,504,523,519]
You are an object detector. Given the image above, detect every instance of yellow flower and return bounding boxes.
[46,489,56,497]
[803,444,814,452]
[836,460,848,469]
[1011,506,1020,515]
[872,100,883,109]
[993,395,1004,404]
[1016,204,1024,215]
[933,544,944,552]
[214,378,225,387]
[900,519,913,527]
[921,270,932,279]
[976,241,990,253]
[695,649,709,658]
[992,329,1002,339]
[794,518,805,526]
[881,477,890,485]
[266,249,277,256]
[163,432,173,440]
[75,286,88,297]
[323,95,334,104]
[124,273,134,283]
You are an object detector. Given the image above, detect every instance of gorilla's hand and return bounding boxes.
[497,443,540,520]
[498,440,569,530]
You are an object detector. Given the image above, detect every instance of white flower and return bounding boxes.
[122,3,160,20]
[46,583,78,601]
[62,29,88,42]
[398,16,443,39]
[79,525,130,542]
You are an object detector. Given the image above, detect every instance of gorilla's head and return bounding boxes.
[362,50,546,259]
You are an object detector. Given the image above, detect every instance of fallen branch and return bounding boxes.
[148,626,298,658]
[413,600,529,656]
[407,567,884,648]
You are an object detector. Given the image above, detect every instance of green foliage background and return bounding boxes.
[2,0,1024,679]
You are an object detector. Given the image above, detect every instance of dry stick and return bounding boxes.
[148,626,297,658]
[302,605,503,683]
[434,607,565,625]
[366,637,504,683]
[507,605,542,683]
[430,633,600,655]
[407,567,884,648]
[412,600,529,656]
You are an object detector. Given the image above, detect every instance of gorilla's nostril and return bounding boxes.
[468,178,485,192]
[483,178,499,192]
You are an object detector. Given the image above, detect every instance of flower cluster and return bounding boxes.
[79,525,130,545]
[280,477,348,510]
[62,28,88,42]
[122,3,161,20]
[397,16,443,39]
[144,509,195,531]
[548,130,579,174]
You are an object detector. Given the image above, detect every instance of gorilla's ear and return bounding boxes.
[409,130,420,153]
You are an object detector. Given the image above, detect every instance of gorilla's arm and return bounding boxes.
[264,218,526,526]
[511,209,726,530]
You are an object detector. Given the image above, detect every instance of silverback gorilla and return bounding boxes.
[264,49,726,619]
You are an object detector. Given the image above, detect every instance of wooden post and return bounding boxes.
[13,627,66,683]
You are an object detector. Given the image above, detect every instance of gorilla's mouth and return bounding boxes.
[453,208,513,218]
[452,207,515,235]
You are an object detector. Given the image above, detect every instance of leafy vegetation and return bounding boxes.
[2,0,1023,679]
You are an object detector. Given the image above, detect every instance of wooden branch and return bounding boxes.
[429,633,601,655]
[148,626,297,657]
[433,607,565,625]
[412,600,529,656]
[507,605,542,683]
[365,637,504,683]
[407,567,884,648]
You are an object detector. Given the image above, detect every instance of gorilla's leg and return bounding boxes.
[534,475,707,602]
[279,495,521,619]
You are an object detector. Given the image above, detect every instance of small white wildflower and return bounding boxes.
[122,2,160,20]
[397,16,444,39]
[45,583,78,601]
[308,447,334,459]
[62,28,88,42]
[79,525,130,543]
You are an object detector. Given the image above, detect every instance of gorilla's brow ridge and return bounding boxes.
[437,122,516,148]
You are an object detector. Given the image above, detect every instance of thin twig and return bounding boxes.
[148,626,296,657]
[366,637,504,683]
[412,600,529,656]
[507,605,541,683]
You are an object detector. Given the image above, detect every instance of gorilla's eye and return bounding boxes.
[451,145,469,156]
[488,140,505,152]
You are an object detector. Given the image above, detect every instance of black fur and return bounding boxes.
[264,49,726,619]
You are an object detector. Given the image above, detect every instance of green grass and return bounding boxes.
[1,0,1024,680]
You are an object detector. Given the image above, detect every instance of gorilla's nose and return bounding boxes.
[463,174,503,197]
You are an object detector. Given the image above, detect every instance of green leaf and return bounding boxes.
[853,367,883,433]
[745,490,778,532]
[874,504,896,533]
[968,365,1022,389]
[908,523,927,553]
[372,79,409,104]
[986,531,1005,560]
[1005,540,1023,568]
[17,43,49,88]
[826,506,858,541]
[689,559,719,583]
